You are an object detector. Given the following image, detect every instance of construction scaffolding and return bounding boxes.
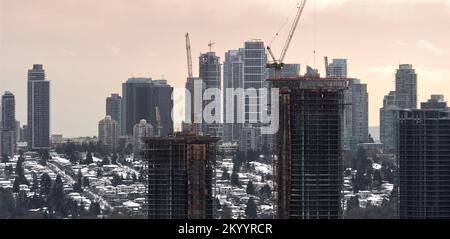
[143,133,218,219]
[398,109,450,219]
[269,76,348,219]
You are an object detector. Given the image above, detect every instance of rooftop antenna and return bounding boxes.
[208,40,215,52]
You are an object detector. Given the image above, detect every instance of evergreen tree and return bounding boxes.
[15,157,24,176]
[83,177,90,188]
[347,196,360,212]
[231,171,240,187]
[101,157,110,166]
[40,173,52,196]
[69,152,78,164]
[88,141,96,152]
[40,149,50,166]
[97,168,103,178]
[222,169,230,181]
[51,175,67,216]
[4,165,13,178]
[111,153,118,165]
[245,198,257,219]
[247,150,259,162]
[246,181,255,195]
[15,157,29,186]
[259,184,272,199]
[221,204,233,219]
[85,151,94,165]
[0,188,15,218]
[125,143,133,156]
[138,172,145,183]
[233,152,244,172]
[31,173,39,192]
[73,169,83,193]
[117,152,125,165]
[89,201,101,217]
[1,154,8,163]
[63,142,75,158]
[68,200,80,218]
[111,174,123,187]
[373,170,382,187]
[13,177,20,193]
[30,192,44,209]
[15,191,29,217]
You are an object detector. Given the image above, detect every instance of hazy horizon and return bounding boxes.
[1,0,449,138]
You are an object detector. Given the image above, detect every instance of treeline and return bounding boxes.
[55,141,134,159]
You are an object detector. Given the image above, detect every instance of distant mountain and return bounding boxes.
[369,126,380,142]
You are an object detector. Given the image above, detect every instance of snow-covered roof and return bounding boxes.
[53,157,70,165]
[372,163,382,170]
[123,201,141,208]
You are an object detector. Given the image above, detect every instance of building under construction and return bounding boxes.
[269,76,348,219]
[143,133,218,219]
[398,109,450,219]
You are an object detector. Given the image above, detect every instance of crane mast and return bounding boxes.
[186,33,193,78]
[185,32,197,135]
[324,56,329,77]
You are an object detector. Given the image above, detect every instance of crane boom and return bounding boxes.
[267,46,277,63]
[279,0,307,62]
[185,32,197,135]
[208,40,215,52]
[185,33,193,78]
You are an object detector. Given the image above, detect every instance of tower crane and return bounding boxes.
[267,0,307,77]
[208,40,215,52]
[185,33,193,78]
[185,32,197,135]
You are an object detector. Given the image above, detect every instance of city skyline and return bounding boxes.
[1,0,450,137]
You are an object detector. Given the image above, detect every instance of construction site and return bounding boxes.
[143,0,353,220]
[269,77,348,219]
[264,0,350,219]
[143,133,218,219]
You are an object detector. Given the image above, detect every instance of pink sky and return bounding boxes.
[1,0,449,137]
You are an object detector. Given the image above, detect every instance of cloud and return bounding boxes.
[417,68,450,81]
[416,40,445,56]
